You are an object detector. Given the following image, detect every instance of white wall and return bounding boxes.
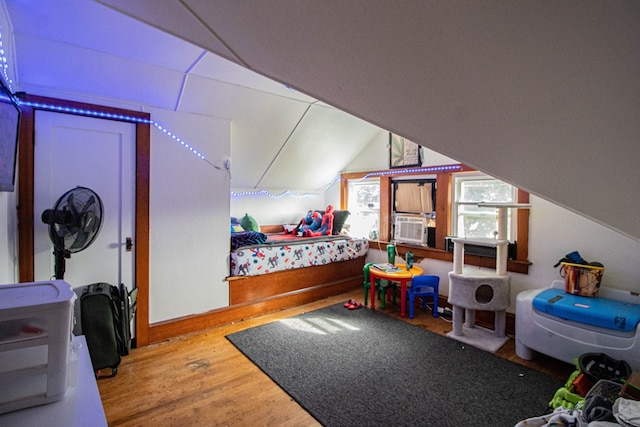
[0,191,18,285]
[345,131,457,173]
[231,190,325,227]
[0,0,19,286]
[0,1,233,322]
[230,175,343,227]
[146,108,231,323]
[354,141,640,313]
[343,131,388,172]
[0,99,231,324]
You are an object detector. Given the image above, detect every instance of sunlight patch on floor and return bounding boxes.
[324,317,360,331]
[279,316,361,334]
[280,318,327,335]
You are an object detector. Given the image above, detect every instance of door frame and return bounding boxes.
[17,94,151,347]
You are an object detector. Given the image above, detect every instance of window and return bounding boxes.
[393,180,435,215]
[346,178,380,239]
[341,166,530,274]
[452,174,516,241]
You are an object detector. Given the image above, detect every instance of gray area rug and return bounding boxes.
[226,303,564,427]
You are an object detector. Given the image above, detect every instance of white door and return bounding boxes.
[33,111,135,292]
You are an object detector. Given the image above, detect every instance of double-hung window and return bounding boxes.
[342,166,530,273]
[346,178,380,239]
[452,174,517,241]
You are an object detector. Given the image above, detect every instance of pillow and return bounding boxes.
[240,213,260,232]
[231,224,244,233]
[332,210,350,235]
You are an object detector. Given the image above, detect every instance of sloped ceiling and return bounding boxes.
[94,0,640,242]
[3,0,382,191]
[4,1,639,241]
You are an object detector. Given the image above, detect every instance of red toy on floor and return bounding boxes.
[343,299,362,310]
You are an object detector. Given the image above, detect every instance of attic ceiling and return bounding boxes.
[4,1,640,242]
[3,0,382,191]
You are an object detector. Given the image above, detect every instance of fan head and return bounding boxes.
[42,186,104,253]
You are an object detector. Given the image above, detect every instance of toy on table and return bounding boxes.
[305,205,334,237]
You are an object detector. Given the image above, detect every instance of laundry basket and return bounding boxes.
[585,379,622,404]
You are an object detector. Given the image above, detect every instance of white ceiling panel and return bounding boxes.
[95,0,240,65]
[13,33,187,109]
[177,73,315,188]
[260,104,382,190]
[8,0,206,72]
[191,52,317,103]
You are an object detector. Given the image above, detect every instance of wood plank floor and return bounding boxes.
[97,288,575,426]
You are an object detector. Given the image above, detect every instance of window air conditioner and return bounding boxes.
[394,215,427,245]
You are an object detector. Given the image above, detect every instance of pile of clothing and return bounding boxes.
[516,353,640,426]
[516,400,640,427]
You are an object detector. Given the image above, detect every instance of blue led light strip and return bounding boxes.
[362,164,461,178]
[16,99,338,199]
[18,100,153,123]
[0,30,13,92]
[231,175,341,199]
[2,25,460,199]
[14,99,334,198]
[16,98,461,198]
[16,99,206,160]
[153,122,205,159]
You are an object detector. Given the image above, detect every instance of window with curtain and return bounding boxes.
[394,180,435,214]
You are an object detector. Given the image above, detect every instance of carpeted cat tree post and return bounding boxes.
[446,203,530,353]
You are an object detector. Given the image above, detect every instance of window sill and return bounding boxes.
[367,240,531,275]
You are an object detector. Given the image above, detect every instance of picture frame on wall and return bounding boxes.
[389,133,421,168]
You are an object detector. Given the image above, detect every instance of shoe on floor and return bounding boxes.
[347,300,362,310]
[344,299,357,308]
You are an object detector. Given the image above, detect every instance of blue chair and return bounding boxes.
[363,262,397,309]
[407,275,439,319]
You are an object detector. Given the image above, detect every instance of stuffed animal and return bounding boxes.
[305,205,334,237]
[292,210,322,235]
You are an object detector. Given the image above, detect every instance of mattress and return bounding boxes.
[532,288,640,332]
[230,236,369,276]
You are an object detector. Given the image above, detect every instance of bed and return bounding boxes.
[230,233,368,276]
[227,226,369,306]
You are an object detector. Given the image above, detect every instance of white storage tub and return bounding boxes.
[516,280,640,371]
[0,280,76,414]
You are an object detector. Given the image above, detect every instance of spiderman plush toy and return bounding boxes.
[305,205,334,237]
[292,210,322,235]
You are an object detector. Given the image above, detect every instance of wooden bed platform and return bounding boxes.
[228,223,368,306]
[147,245,366,344]
[228,256,366,305]
[145,224,367,344]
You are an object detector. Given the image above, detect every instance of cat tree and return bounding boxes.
[446,203,530,353]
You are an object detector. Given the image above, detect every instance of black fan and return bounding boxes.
[41,186,104,279]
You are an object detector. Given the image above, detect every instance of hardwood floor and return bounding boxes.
[97,288,574,426]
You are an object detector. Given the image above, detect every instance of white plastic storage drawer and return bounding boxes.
[0,280,76,414]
